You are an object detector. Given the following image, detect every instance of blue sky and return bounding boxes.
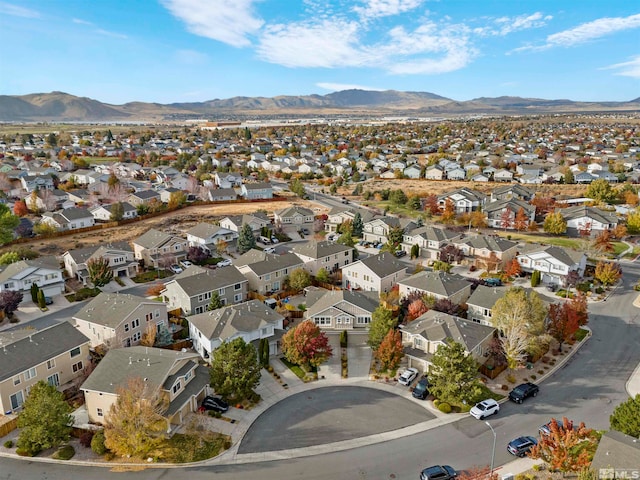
[0,1,638,104]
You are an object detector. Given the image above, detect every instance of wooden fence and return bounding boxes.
[478,362,507,380]
[0,416,18,438]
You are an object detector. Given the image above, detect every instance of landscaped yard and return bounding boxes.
[160,431,231,463]
[495,231,585,249]
[132,269,172,282]
[279,357,316,380]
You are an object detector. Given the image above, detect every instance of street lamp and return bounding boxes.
[485,420,496,479]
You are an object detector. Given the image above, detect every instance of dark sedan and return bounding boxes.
[420,465,457,480]
[199,396,229,413]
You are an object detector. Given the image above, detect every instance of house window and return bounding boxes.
[48,373,60,387]
[315,317,331,325]
[47,359,56,370]
[70,347,81,357]
[234,283,242,290]
[261,327,269,336]
[132,332,141,342]
[172,381,181,394]
[184,371,192,382]
[10,391,24,410]
[195,306,204,314]
[72,362,83,373]
[97,408,103,417]
[218,288,225,295]
[265,274,271,281]
[414,338,424,348]
[356,316,370,324]
[124,323,130,332]
[146,312,153,322]
[24,368,37,381]
[13,376,21,386]
[336,318,342,324]
[4,282,14,289]
[155,309,160,318]
[132,319,140,329]
[234,293,242,302]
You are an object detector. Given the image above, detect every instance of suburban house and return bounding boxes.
[304,289,379,330]
[493,169,514,182]
[400,310,496,372]
[161,265,248,315]
[325,206,374,233]
[560,205,619,236]
[214,172,243,189]
[81,346,210,430]
[62,242,138,286]
[20,174,55,193]
[291,240,355,276]
[400,225,460,260]
[73,292,169,348]
[185,223,239,254]
[590,430,640,472]
[219,212,271,234]
[437,188,486,213]
[424,165,445,180]
[89,202,138,221]
[342,252,408,293]
[484,198,536,229]
[451,234,519,271]
[188,300,285,361]
[517,244,587,286]
[0,322,91,414]
[0,256,65,297]
[128,189,162,207]
[234,249,305,294]
[132,228,189,269]
[362,217,416,245]
[240,182,273,200]
[466,285,508,325]
[40,207,95,231]
[398,270,472,305]
[490,184,535,202]
[274,206,315,228]
[206,187,238,202]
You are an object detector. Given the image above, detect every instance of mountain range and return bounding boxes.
[0,90,638,122]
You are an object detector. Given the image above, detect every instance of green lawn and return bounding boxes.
[132,269,172,283]
[495,232,583,249]
[612,242,629,256]
[574,328,590,342]
[161,432,230,463]
[279,357,316,380]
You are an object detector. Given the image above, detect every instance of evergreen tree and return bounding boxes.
[531,270,541,287]
[30,283,39,303]
[110,202,124,221]
[368,306,396,350]
[428,339,483,406]
[237,224,257,254]
[210,338,261,401]
[208,292,223,310]
[610,394,640,438]
[37,289,46,309]
[352,212,364,237]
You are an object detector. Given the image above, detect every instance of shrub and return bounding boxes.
[576,282,590,293]
[433,399,440,407]
[339,330,348,348]
[79,431,94,448]
[532,464,544,472]
[595,286,604,294]
[459,403,472,413]
[438,402,452,414]
[506,374,516,383]
[52,445,75,460]
[223,440,232,450]
[537,370,544,375]
[16,447,35,457]
[3,440,13,448]
[501,385,509,391]
[531,375,537,380]
[90,430,107,455]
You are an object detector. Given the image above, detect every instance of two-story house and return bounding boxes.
[342,252,408,293]
[188,300,285,361]
[400,310,496,372]
[234,250,304,294]
[561,205,619,237]
[484,198,536,229]
[0,256,65,297]
[89,202,138,222]
[305,289,379,330]
[132,228,189,269]
[161,265,248,315]
[186,223,239,254]
[274,206,315,229]
[325,206,374,233]
[81,346,210,430]
[20,174,55,193]
[517,244,587,286]
[490,184,535,202]
[0,322,91,414]
[291,240,355,276]
[451,234,519,271]
[62,243,138,286]
[241,182,273,200]
[466,285,508,325]
[73,292,169,348]
[398,270,472,305]
[400,225,460,260]
[437,188,486,213]
[219,212,271,234]
[362,217,416,245]
[40,207,95,231]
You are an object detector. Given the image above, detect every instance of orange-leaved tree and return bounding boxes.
[281,320,333,371]
[375,329,403,372]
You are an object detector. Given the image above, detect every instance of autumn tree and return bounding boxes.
[210,337,261,401]
[406,298,429,322]
[500,209,514,230]
[0,290,23,317]
[429,339,483,406]
[287,268,311,291]
[529,418,599,475]
[594,261,622,287]
[433,298,462,316]
[611,224,627,240]
[139,322,157,347]
[168,191,187,209]
[368,306,397,350]
[592,229,614,254]
[375,329,404,372]
[187,245,210,264]
[315,267,330,283]
[531,196,556,217]
[610,394,640,438]
[281,320,332,371]
[424,194,440,215]
[543,211,567,235]
[514,207,529,231]
[103,377,169,459]
[504,258,522,278]
[546,293,588,352]
[626,210,640,234]
[585,178,616,203]
[469,210,488,228]
[13,200,28,217]
[237,223,256,254]
[577,221,592,238]
[87,257,114,287]
[16,381,73,456]
[439,244,464,264]
[441,198,456,224]
[623,189,639,206]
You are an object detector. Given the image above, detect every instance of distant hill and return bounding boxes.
[0,89,638,122]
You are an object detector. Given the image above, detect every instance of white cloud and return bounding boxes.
[602,55,640,78]
[161,0,263,47]
[353,0,424,21]
[493,12,551,36]
[72,18,93,25]
[95,29,127,39]
[317,82,385,91]
[0,2,40,18]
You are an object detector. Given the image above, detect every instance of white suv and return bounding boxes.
[398,368,419,386]
[469,398,500,420]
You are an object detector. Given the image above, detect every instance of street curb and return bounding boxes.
[625,359,640,398]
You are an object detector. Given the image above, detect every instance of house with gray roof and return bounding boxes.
[305,289,378,330]
[398,270,472,305]
[517,244,587,286]
[401,225,460,260]
[437,187,486,213]
[291,240,355,276]
[274,205,315,228]
[484,198,536,230]
[400,310,496,372]
[341,252,408,293]
[451,233,518,271]
[188,300,285,362]
[490,184,535,202]
[128,189,162,207]
[0,256,65,297]
[81,346,209,430]
[219,212,271,234]
[561,205,618,237]
[89,201,138,221]
[186,222,239,254]
[206,187,238,202]
[0,322,90,414]
[161,265,247,315]
[40,206,95,231]
[234,249,304,294]
[590,430,640,472]
[132,228,189,268]
[61,242,138,286]
[240,181,273,199]
[325,206,374,233]
[466,285,509,325]
[362,216,416,245]
[73,292,169,348]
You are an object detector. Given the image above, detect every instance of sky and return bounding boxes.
[0,0,639,105]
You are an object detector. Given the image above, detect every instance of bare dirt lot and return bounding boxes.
[3,199,322,257]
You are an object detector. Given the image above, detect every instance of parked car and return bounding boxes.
[546,284,559,292]
[217,259,232,267]
[395,250,407,257]
[180,260,193,269]
[376,243,384,249]
[483,278,502,287]
[271,236,279,244]
[539,419,577,436]
[507,436,537,457]
[44,296,53,305]
[341,197,349,204]
[199,396,229,413]
[301,228,310,235]
[398,367,419,386]
[509,382,539,404]
[259,236,271,244]
[264,247,276,254]
[412,377,430,400]
[469,398,500,420]
[420,465,457,480]
[169,264,183,274]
